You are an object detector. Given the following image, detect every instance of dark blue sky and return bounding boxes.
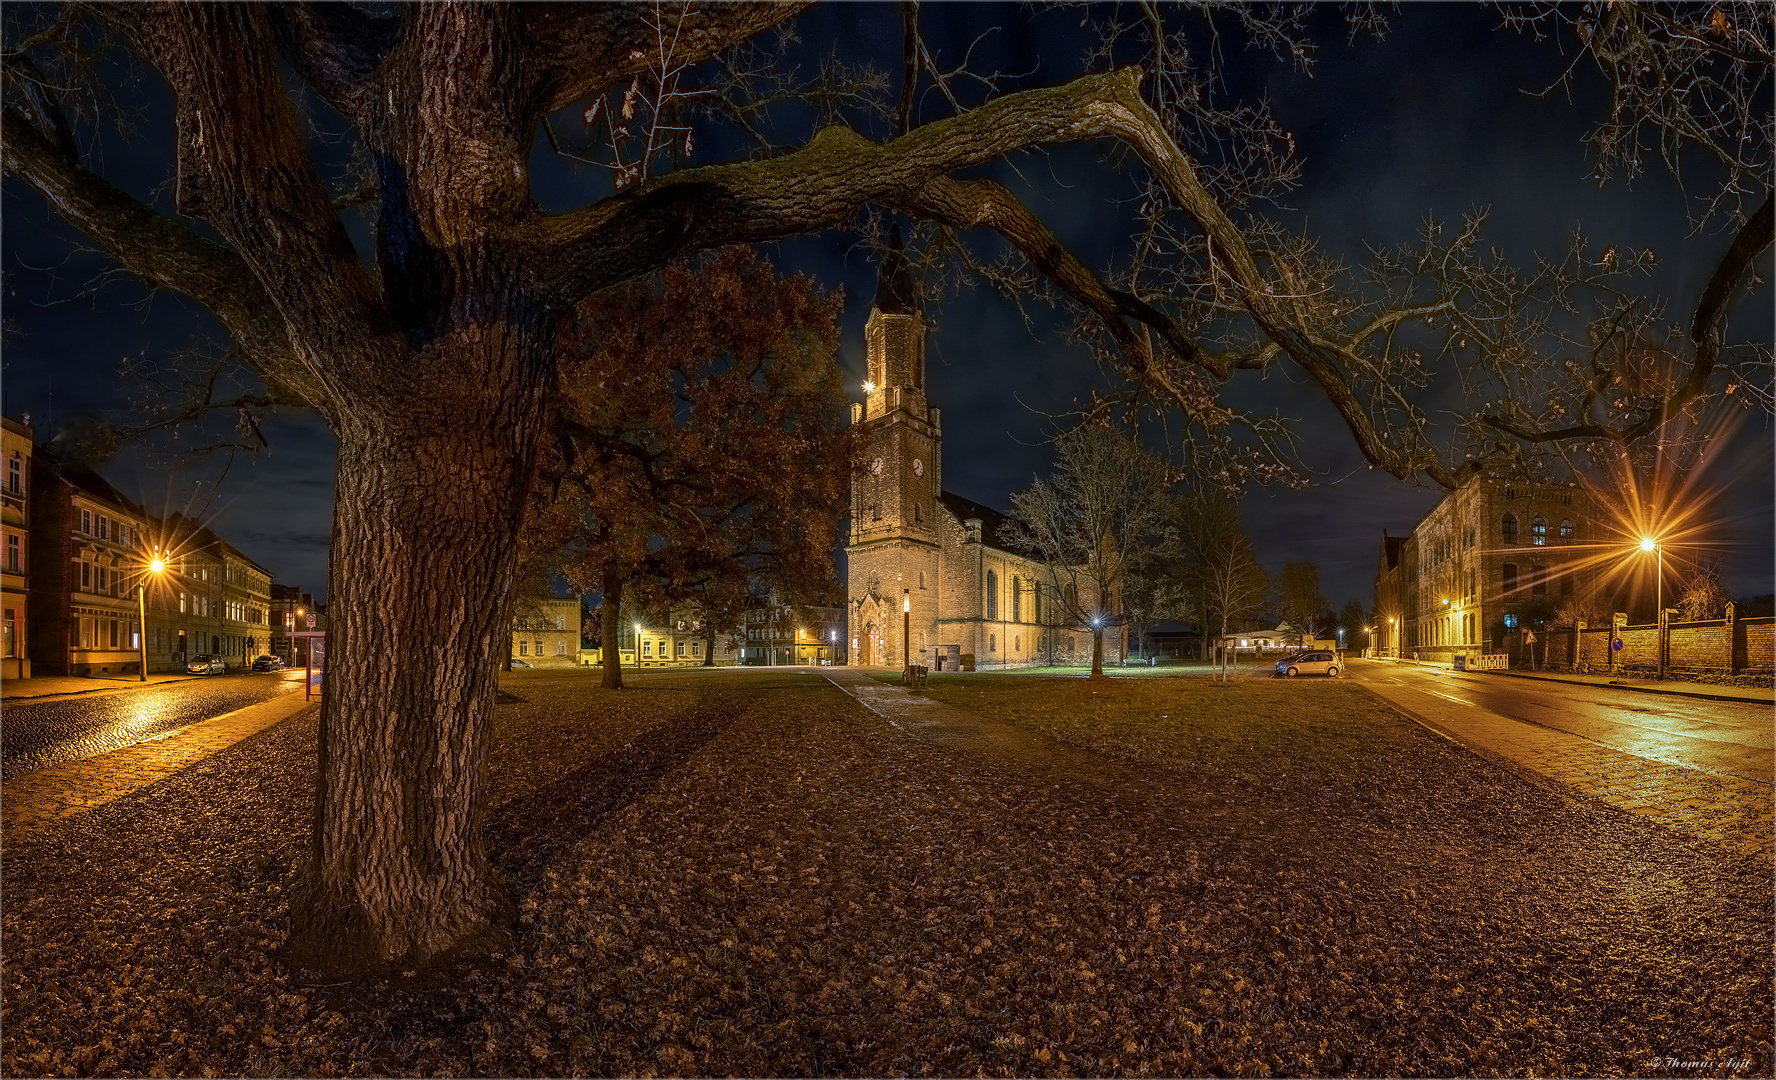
[3,3,1770,607]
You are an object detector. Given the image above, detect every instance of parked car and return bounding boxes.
[1276,650,1340,678]
[251,655,286,672]
[509,657,531,669]
[185,654,226,675]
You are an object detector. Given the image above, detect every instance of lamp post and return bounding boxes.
[1363,625,1373,659]
[136,553,165,681]
[1640,537,1664,681]
[902,589,911,676]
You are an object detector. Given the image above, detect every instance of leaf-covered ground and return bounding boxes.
[2,668,1767,1077]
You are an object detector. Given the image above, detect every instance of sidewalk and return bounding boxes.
[2,691,319,842]
[1369,656,1773,706]
[1,672,206,701]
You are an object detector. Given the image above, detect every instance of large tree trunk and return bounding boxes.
[288,350,548,973]
[1090,628,1105,678]
[601,570,625,689]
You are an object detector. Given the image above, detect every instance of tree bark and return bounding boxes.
[1091,628,1105,678]
[288,334,547,972]
[601,569,625,690]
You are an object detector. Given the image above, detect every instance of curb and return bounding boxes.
[1473,667,1772,706]
[1,675,209,701]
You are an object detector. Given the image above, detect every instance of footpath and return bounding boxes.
[1369,654,1772,705]
[1,690,318,842]
[1359,661,1771,861]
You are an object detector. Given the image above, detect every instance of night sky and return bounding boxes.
[4,4,1770,609]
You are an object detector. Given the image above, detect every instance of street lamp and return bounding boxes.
[1640,536,1665,680]
[902,589,911,676]
[136,552,165,681]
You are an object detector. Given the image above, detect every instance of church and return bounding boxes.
[845,235,1102,670]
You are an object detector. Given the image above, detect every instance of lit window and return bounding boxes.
[1559,519,1574,542]
[1531,516,1547,546]
[1504,613,1518,629]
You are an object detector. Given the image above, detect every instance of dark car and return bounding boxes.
[185,654,226,675]
[251,655,286,672]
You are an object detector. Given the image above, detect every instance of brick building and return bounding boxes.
[845,232,1102,670]
[1375,473,1607,660]
[3,415,32,679]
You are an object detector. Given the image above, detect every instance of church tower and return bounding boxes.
[846,226,941,667]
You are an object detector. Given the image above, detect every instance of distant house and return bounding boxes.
[510,598,581,666]
[1213,624,1334,656]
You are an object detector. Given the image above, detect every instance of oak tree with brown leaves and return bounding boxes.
[524,248,849,690]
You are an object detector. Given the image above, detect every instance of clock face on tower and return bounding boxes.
[912,458,924,476]
[870,457,883,476]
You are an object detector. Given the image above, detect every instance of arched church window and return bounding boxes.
[1530,515,1547,546]
[918,570,926,589]
[1501,514,1518,545]
[989,633,997,652]
[1012,577,1021,621]
[985,570,998,619]
[1559,519,1574,543]
[1015,635,1021,651]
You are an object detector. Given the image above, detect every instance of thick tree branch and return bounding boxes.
[114,3,400,398]
[0,104,324,409]
[522,2,808,116]
[272,2,403,129]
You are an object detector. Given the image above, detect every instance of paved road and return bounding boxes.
[1,671,306,780]
[1354,661,1773,783]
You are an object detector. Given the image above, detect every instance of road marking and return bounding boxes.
[1423,689,1476,707]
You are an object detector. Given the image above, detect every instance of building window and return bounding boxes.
[96,566,107,594]
[80,509,92,535]
[1559,518,1574,543]
[643,639,652,657]
[872,505,882,521]
[535,639,543,656]
[1531,566,1547,596]
[6,455,19,495]
[989,633,997,652]
[558,640,569,656]
[1012,577,1022,621]
[691,640,701,656]
[919,570,925,589]
[3,608,13,657]
[1014,635,1021,651]
[5,534,17,573]
[912,503,922,523]
[80,561,91,590]
[1504,613,1518,629]
[109,619,119,649]
[676,640,686,657]
[1504,486,1516,501]
[1501,514,1518,546]
[519,640,528,655]
[1530,515,1547,546]
[1502,563,1518,593]
[985,570,998,620]
[97,516,109,541]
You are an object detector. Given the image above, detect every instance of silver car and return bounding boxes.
[185,654,226,675]
[1277,650,1340,678]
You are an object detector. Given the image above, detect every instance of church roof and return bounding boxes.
[873,223,918,314]
[1380,531,1405,572]
[938,490,1042,560]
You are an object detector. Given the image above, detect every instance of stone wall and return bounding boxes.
[1509,609,1774,675]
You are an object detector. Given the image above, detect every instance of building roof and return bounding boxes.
[1380,531,1405,572]
[872,223,918,315]
[938,489,1043,560]
[35,446,142,516]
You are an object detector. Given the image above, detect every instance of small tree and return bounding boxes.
[1276,561,1331,646]
[1203,532,1269,684]
[1007,424,1174,677]
[1677,560,1730,622]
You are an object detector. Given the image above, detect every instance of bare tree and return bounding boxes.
[1275,561,1330,646]
[1677,559,1731,621]
[1006,424,1172,677]
[1202,531,1268,684]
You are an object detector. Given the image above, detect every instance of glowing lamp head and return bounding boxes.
[633,622,642,634]
[149,558,165,573]
[863,380,876,394]
[1639,536,1657,552]
[903,594,910,612]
